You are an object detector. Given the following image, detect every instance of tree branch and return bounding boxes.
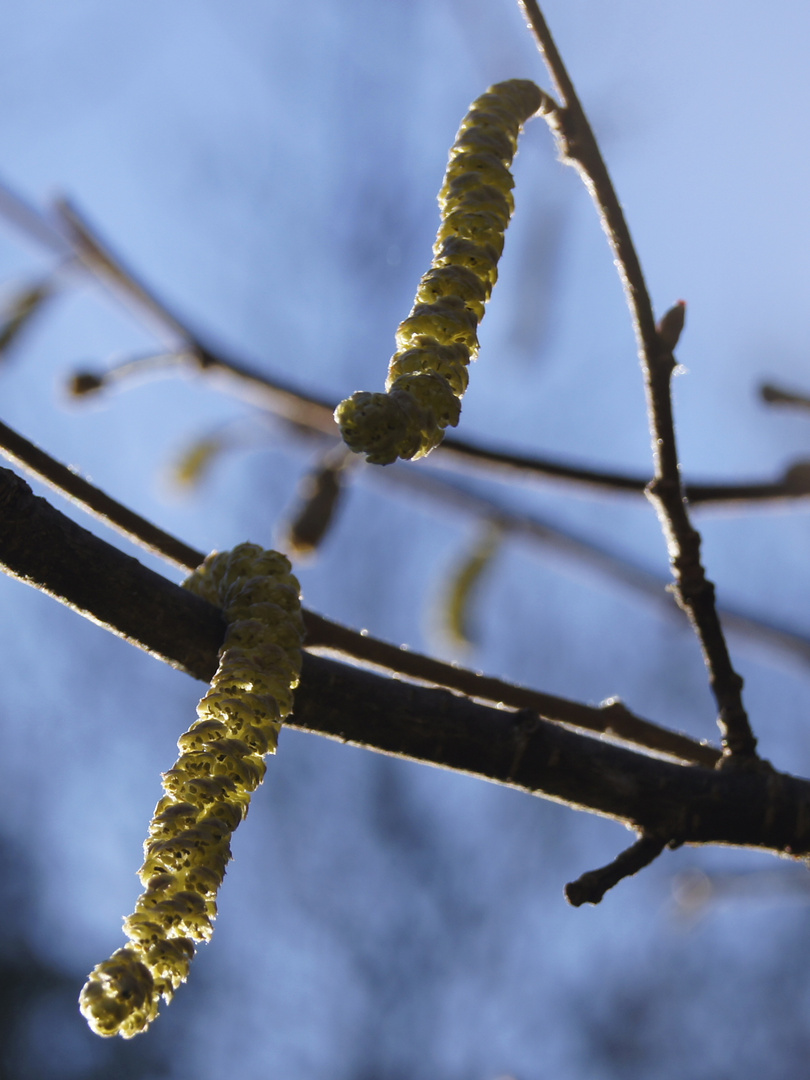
[564,833,667,906]
[518,0,756,760]
[2,461,810,867]
[6,409,810,724]
[0,183,795,509]
[0,418,202,570]
[0,466,223,680]
[291,664,810,864]
[0,460,716,765]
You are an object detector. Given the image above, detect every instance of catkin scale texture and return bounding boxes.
[79,543,303,1038]
[335,78,542,465]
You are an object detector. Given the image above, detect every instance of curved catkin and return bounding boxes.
[79,543,304,1038]
[335,79,543,465]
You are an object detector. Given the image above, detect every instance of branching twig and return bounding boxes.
[0,453,716,765]
[2,480,809,881]
[518,0,756,760]
[57,199,341,435]
[0,184,798,508]
[564,833,667,906]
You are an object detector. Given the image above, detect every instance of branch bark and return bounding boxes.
[0,433,719,765]
[0,465,223,679]
[2,463,809,866]
[3,190,795,509]
[518,0,756,760]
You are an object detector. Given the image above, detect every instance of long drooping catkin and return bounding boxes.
[80,544,303,1038]
[335,79,545,465]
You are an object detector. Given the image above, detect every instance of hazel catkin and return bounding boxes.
[335,79,543,465]
[80,543,303,1038]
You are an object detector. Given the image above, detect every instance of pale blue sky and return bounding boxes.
[1,2,810,1076]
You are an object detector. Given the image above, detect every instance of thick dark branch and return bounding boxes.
[5,414,810,723]
[2,462,809,862]
[293,676,810,860]
[293,667,810,859]
[0,460,713,765]
[0,466,223,679]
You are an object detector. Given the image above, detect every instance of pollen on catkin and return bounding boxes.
[79,543,304,1038]
[335,79,543,465]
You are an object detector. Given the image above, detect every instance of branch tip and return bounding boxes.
[67,370,104,397]
[564,833,667,907]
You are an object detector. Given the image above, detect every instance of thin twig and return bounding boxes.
[70,347,810,505]
[518,0,757,760]
[305,610,720,767]
[564,832,667,906]
[3,411,807,740]
[0,177,73,259]
[0,418,203,570]
[56,198,341,435]
[760,382,810,412]
[76,340,810,505]
[0,185,798,508]
[434,438,810,507]
[0,422,716,765]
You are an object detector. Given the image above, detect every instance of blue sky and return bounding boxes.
[2,2,810,1076]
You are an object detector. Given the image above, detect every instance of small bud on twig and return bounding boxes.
[656,300,686,351]
[68,370,105,397]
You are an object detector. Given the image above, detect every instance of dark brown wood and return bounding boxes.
[289,659,810,856]
[0,466,224,680]
[2,462,809,865]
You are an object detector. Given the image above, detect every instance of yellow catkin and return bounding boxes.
[80,543,304,1038]
[335,79,543,465]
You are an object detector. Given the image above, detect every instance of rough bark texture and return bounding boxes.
[0,466,224,680]
[289,655,810,854]
[3,463,810,861]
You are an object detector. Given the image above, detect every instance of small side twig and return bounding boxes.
[564,832,667,906]
[56,199,340,436]
[519,0,757,761]
[760,382,810,412]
